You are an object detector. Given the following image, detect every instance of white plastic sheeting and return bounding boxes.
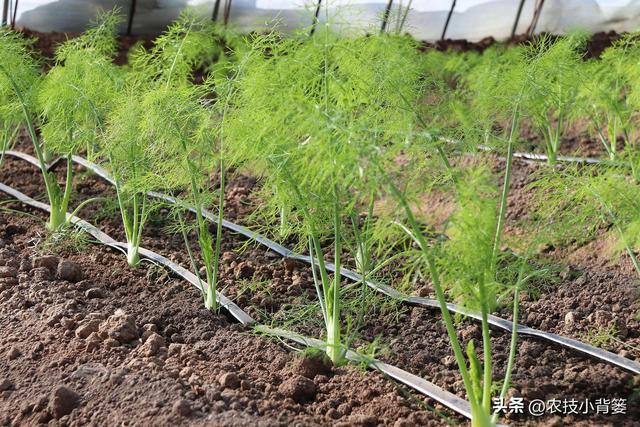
[5,0,640,40]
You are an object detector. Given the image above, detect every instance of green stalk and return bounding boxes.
[491,264,524,424]
[48,155,74,230]
[309,236,328,326]
[279,163,342,363]
[114,181,132,243]
[326,185,342,364]
[0,64,64,229]
[591,115,614,159]
[68,196,105,219]
[609,117,617,160]
[114,176,145,268]
[477,275,492,413]
[210,157,225,313]
[111,157,142,267]
[309,228,342,363]
[382,169,478,410]
[127,192,141,266]
[347,189,376,345]
[186,158,217,311]
[553,110,564,162]
[176,209,206,295]
[347,213,368,347]
[544,125,556,165]
[491,106,520,268]
[499,285,519,405]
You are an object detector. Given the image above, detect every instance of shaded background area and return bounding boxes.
[2,0,640,40]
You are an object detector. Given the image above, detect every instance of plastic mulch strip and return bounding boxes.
[6,150,640,375]
[0,180,478,423]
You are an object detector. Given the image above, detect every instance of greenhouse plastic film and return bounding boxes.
[7,0,640,40]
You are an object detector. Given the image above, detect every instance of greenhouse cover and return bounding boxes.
[4,0,640,40]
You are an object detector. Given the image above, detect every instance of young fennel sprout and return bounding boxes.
[102,13,222,266]
[36,10,123,230]
[223,28,422,363]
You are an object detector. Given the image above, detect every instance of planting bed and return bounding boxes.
[0,136,638,425]
[0,211,446,426]
[2,12,640,427]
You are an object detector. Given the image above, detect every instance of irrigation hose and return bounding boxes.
[441,137,621,166]
[478,144,613,165]
[34,151,640,375]
[0,180,478,423]
[0,180,253,326]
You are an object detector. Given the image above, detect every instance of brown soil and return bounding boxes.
[426,31,621,59]
[1,135,639,425]
[0,211,445,426]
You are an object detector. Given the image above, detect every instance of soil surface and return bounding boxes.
[1,29,639,426]
[0,210,445,426]
[1,135,639,426]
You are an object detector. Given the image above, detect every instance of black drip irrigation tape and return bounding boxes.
[443,138,615,166]
[6,150,640,375]
[477,144,613,166]
[0,181,252,325]
[0,180,478,423]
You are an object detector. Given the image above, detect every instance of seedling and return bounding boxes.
[579,35,638,159]
[519,34,586,164]
[155,81,225,311]
[0,27,114,231]
[36,10,123,230]
[223,22,422,364]
[384,163,545,427]
[102,13,221,267]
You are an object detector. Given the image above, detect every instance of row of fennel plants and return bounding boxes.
[428,32,640,167]
[0,10,240,312]
[220,22,554,426]
[0,13,564,427]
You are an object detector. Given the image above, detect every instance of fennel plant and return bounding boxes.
[0,29,78,231]
[579,36,638,160]
[520,34,586,165]
[383,163,541,427]
[102,13,221,266]
[224,27,422,364]
[36,10,123,230]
